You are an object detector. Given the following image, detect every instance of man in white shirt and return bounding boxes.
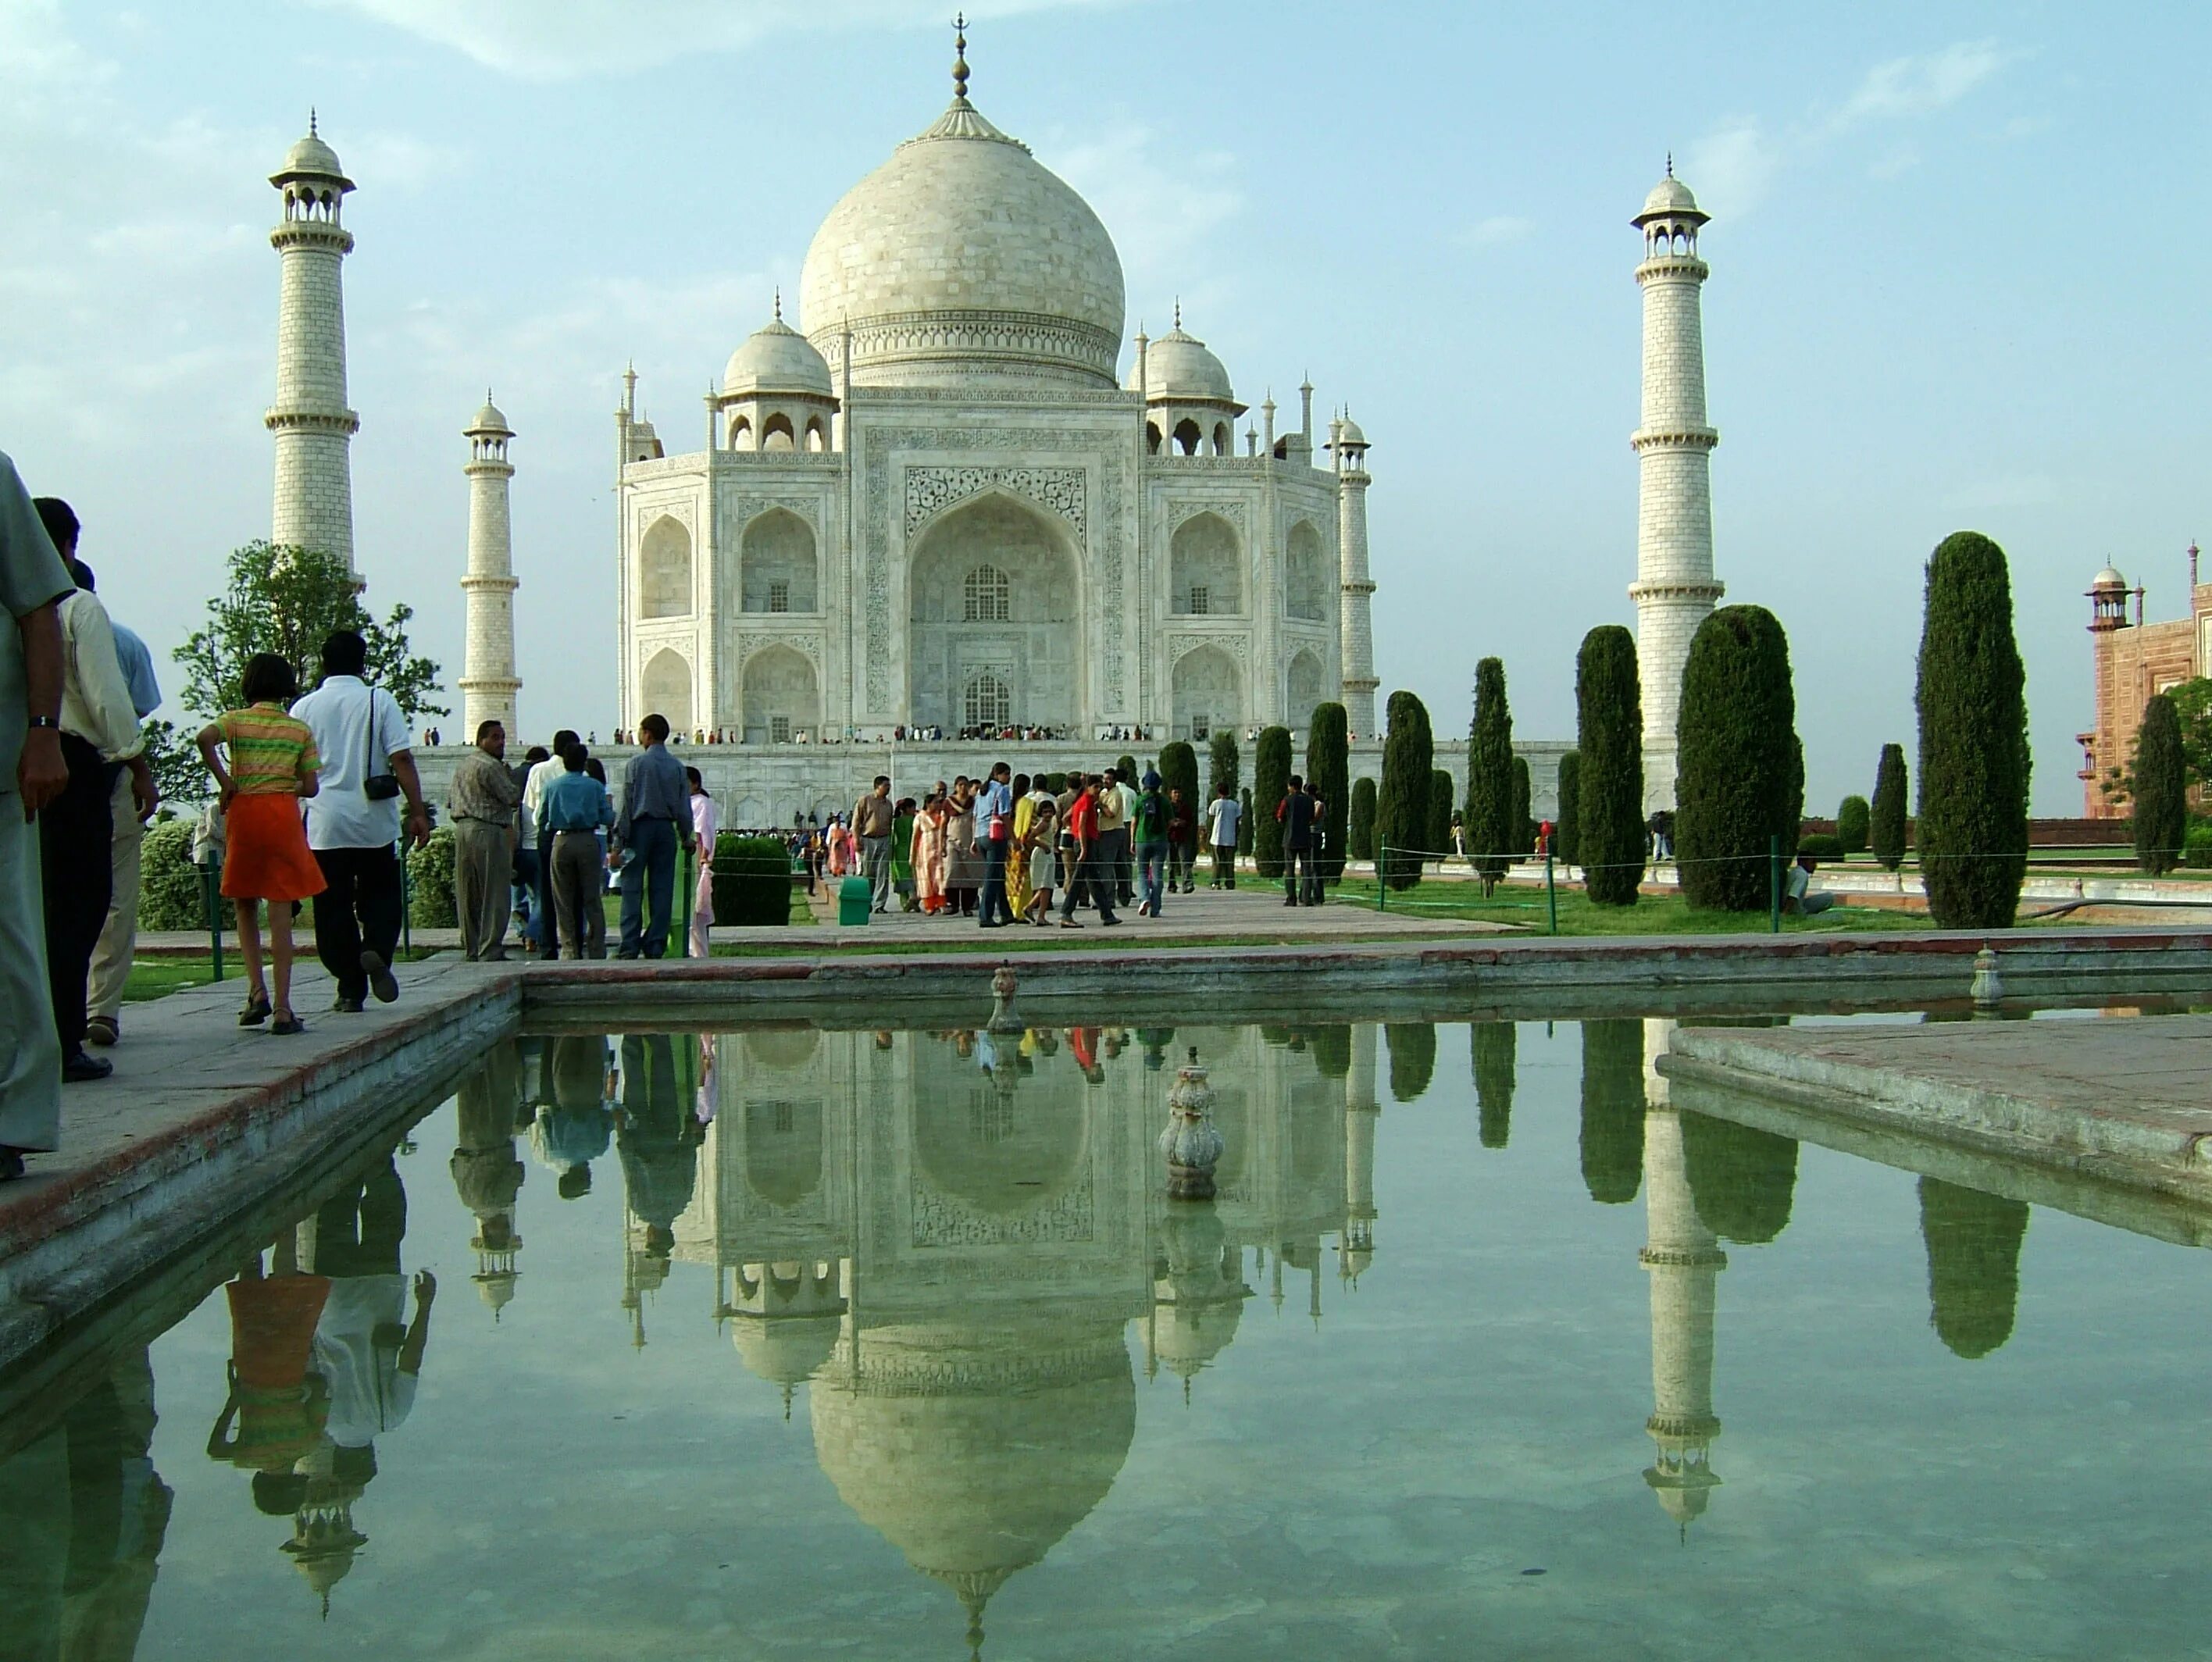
[34,499,150,1084]
[291,630,430,1011]
[1204,782,1242,890]
[77,558,162,1050]
[519,729,578,958]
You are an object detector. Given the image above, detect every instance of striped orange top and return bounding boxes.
[215,702,321,795]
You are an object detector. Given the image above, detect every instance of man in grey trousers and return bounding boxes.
[853,775,894,911]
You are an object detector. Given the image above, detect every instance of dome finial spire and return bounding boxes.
[1173,296,1182,330]
[951,12,970,104]
[773,286,783,322]
[309,107,318,137]
[1666,150,1674,177]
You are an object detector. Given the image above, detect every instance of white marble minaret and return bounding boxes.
[1629,164,1723,812]
[1330,416,1378,738]
[266,114,359,570]
[458,396,520,738]
[1639,1018,1724,1532]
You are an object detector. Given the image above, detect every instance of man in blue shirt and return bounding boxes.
[541,744,614,958]
[975,761,1015,928]
[73,558,160,1048]
[613,713,686,958]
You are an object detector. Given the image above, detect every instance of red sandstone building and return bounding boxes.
[2080,544,2210,816]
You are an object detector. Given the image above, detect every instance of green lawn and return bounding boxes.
[1331,876,1931,936]
[122,946,441,1003]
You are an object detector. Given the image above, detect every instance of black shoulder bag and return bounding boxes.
[362,683,401,801]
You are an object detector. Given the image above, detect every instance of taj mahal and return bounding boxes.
[259,27,1739,823]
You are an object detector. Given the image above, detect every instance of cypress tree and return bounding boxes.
[1116,752,1138,785]
[1575,625,1645,906]
[1375,690,1433,891]
[2133,693,2187,875]
[1836,794,1871,855]
[1306,702,1350,882]
[1871,743,1908,872]
[1208,730,1240,801]
[1554,751,1582,868]
[1918,1176,2029,1360]
[1681,1113,1799,1243]
[1579,1019,1644,1204]
[1916,531,2030,929]
[1308,1024,1352,1080]
[1238,787,1254,856]
[1511,754,1532,862]
[1386,1022,1436,1102]
[1253,725,1292,878]
[1348,776,1378,863]
[1429,770,1457,866]
[1472,1022,1515,1149]
[1675,605,1800,911]
[1156,740,1199,824]
[1465,656,1515,892]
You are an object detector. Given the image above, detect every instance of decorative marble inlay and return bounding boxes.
[905,465,1086,539]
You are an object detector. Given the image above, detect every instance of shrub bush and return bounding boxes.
[2132,693,2188,875]
[1207,731,1240,801]
[408,827,458,929]
[139,818,211,931]
[1553,751,1581,869]
[1156,741,1199,832]
[1511,754,1532,862]
[1916,530,2029,928]
[1044,772,1068,795]
[1575,626,1644,905]
[1797,832,1846,861]
[1676,605,1800,911]
[1237,788,1254,856]
[1465,657,1514,890]
[1253,725,1292,879]
[1429,770,1456,865]
[1348,776,1377,862]
[1375,690,1434,891]
[1306,702,1350,882]
[1871,744,1909,872]
[712,833,794,926]
[2185,822,2212,870]
[1836,794,1871,854]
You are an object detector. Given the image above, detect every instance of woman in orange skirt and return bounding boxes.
[197,653,325,1035]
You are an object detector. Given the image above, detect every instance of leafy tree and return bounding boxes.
[1579,1019,1644,1204]
[1238,787,1254,856]
[1916,532,2029,929]
[177,540,443,722]
[1375,690,1434,891]
[1429,770,1456,866]
[1511,754,1532,864]
[1676,605,1799,911]
[1306,701,1350,882]
[1208,730,1240,801]
[1682,1113,1799,1243]
[1348,775,1378,863]
[2132,693,2188,874]
[1472,1022,1515,1149]
[406,826,458,928]
[138,819,211,930]
[1386,1022,1436,1102]
[1575,625,1644,906]
[1156,740,1199,824]
[140,717,210,806]
[1253,725,1292,878]
[1871,743,1909,872]
[2167,676,2212,788]
[1465,656,1515,892]
[1918,1176,2029,1360]
[1836,794,1871,855]
[1115,752,1138,785]
[1553,751,1581,868]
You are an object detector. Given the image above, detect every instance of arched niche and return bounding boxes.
[1172,644,1241,740]
[1170,512,1242,616]
[762,412,796,452]
[640,515,692,619]
[908,493,1082,732]
[1286,520,1329,622]
[1286,650,1325,722]
[740,508,818,613]
[640,646,694,734]
[740,644,819,744]
[1172,417,1203,455]
[743,1097,826,1208]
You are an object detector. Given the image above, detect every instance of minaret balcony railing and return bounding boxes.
[264,408,360,435]
[269,222,354,255]
[1630,426,1718,454]
[1633,254,1708,281]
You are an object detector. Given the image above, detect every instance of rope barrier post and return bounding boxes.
[202,857,223,983]
[1769,833,1782,934]
[1545,845,1557,936]
[678,840,694,958]
[1378,849,1387,913]
[400,841,413,958]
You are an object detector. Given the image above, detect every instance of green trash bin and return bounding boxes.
[838,876,872,926]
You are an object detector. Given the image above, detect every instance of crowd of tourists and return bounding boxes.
[801,765,1328,928]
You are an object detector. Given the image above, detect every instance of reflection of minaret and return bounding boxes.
[1640,1089,1724,1532]
[1341,1024,1378,1284]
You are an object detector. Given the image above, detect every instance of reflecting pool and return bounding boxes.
[7,1015,2210,1658]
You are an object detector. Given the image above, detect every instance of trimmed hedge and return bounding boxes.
[1348,776,1378,862]
[712,833,794,926]
[1676,605,1800,911]
[140,818,211,931]
[1553,751,1581,869]
[1429,769,1456,865]
[1375,690,1433,891]
[1253,725,1292,879]
[1579,1018,1644,1204]
[1386,1022,1436,1103]
[1682,1111,1800,1244]
[1575,625,1645,906]
[2133,693,2188,875]
[1836,794,1871,854]
[1465,656,1515,889]
[1472,1022,1515,1149]
[1797,832,1846,860]
[1871,743,1909,872]
[1156,740,1199,831]
[1917,530,2029,929]
[1511,754,1532,863]
[1306,702,1350,881]
[1208,731,1240,801]
[408,827,458,929]
[1918,1175,2028,1360]
[1238,787,1254,856]
[2185,822,2212,869]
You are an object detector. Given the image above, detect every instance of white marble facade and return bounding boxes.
[614,54,1371,748]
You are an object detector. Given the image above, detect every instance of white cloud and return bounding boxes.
[1457,215,1532,249]
[1051,121,1242,318]
[316,0,1127,80]
[1837,40,2008,127]
[1683,118,1779,217]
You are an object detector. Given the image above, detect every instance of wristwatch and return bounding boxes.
[27,715,58,729]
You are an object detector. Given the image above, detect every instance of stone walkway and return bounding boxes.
[1660,1012,2212,1208]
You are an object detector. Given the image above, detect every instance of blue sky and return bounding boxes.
[2,0,2205,814]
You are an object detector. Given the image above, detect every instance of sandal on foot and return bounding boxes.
[84,1015,118,1047]
[238,995,272,1028]
[269,1012,307,1036]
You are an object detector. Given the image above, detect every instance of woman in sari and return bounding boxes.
[890,797,918,911]
[946,779,979,917]
[826,818,849,878]
[1007,772,1034,918]
[913,791,949,913]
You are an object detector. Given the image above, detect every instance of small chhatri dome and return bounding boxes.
[1335,412,1368,448]
[1129,316,1236,405]
[466,392,512,437]
[2091,564,2128,590]
[274,111,348,184]
[1634,162,1706,226]
[723,306,835,400]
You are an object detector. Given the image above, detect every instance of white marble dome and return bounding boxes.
[276,124,345,182]
[1129,325,1234,405]
[465,395,511,436]
[2092,565,2128,590]
[1636,172,1704,223]
[722,314,834,400]
[799,96,1126,388]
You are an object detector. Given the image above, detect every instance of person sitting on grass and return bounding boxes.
[1784,853,1836,917]
[196,652,324,1035]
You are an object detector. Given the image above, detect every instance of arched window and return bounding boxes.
[1170,512,1243,616]
[640,516,692,619]
[963,564,1010,622]
[740,508,818,613]
[1213,423,1231,456]
[1173,418,1203,455]
[762,412,795,452]
[729,416,753,451]
[805,416,827,452]
[1145,421,1162,455]
[964,671,1011,729]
